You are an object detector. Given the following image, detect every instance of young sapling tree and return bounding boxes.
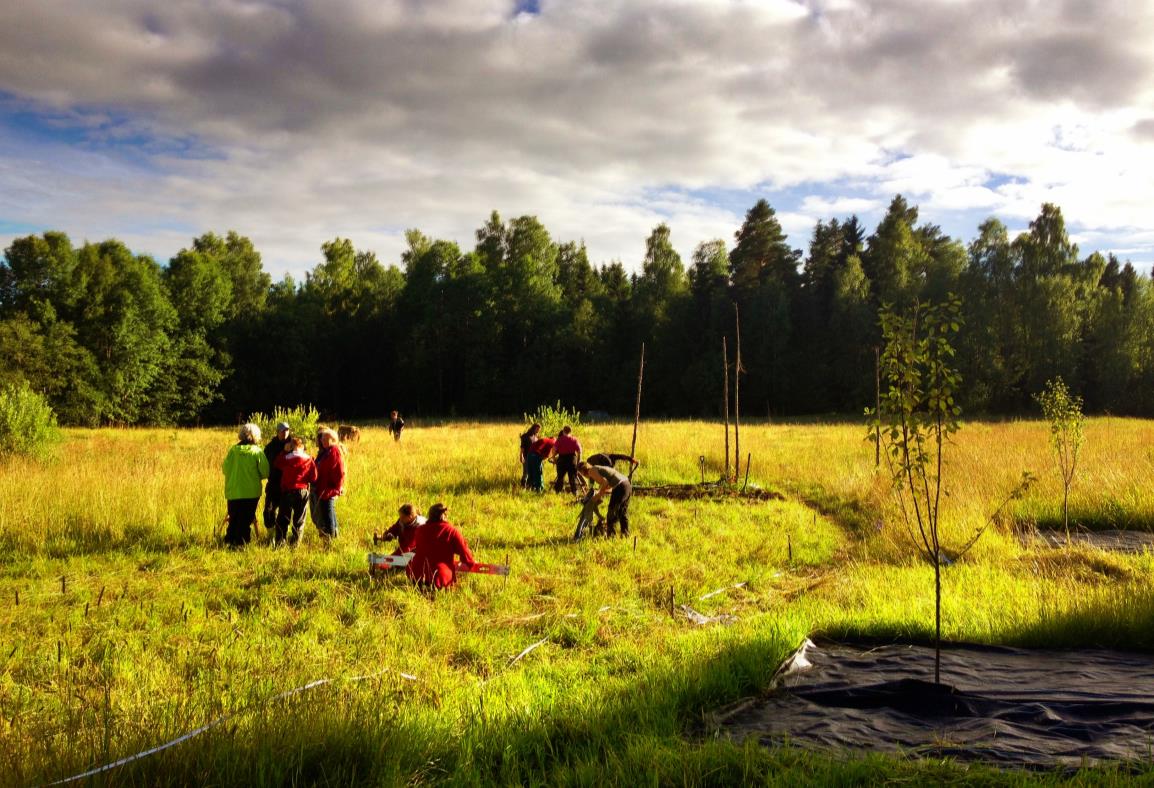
[1034,377,1084,541]
[868,296,1031,685]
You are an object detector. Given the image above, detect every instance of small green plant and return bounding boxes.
[523,400,581,437]
[0,380,62,461]
[1034,376,1084,539]
[250,404,321,446]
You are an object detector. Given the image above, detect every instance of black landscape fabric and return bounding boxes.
[722,639,1154,767]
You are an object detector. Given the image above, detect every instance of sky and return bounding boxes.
[1,0,1152,279]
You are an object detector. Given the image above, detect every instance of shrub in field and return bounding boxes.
[250,405,320,446]
[0,380,61,461]
[1034,376,1084,538]
[523,400,581,437]
[869,296,1031,684]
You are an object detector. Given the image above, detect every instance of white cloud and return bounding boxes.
[1,0,1153,275]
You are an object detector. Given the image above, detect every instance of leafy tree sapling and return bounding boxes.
[1034,376,1085,540]
[868,296,1032,685]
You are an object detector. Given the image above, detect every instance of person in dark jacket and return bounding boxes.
[262,422,291,534]
[389,410,405,442]
[273,436,317,546]
[519,423,541,488]
[310,427,346,542]
[407,503,476,590]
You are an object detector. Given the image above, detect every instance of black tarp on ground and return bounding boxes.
[720,640,1154,767]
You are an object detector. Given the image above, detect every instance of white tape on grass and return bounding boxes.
[49,668,415,785]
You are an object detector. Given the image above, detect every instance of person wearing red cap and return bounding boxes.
[406,502,476,590]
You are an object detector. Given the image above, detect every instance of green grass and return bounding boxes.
[2,419,1154,784]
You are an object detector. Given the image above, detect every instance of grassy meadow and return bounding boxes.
[3,418,1154,785]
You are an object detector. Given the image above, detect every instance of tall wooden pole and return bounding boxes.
[722,337,730,483]
[733,303,742,484]
[629,342,645,480]
[874,345,881,468]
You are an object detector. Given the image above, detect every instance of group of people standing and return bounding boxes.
[518,423,638,538]
[221,421,346,547]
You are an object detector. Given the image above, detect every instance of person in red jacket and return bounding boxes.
[310,427,346,542]
[407,502,476,590]
[273,436,317,546]
[375,503,426,555]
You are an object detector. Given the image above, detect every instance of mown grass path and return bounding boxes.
[2,420,1153,784]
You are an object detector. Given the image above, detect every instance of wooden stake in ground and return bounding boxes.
[733,303,743,483]
[629,342,645,480]
[874,345,882,468]
[723,337,731,483]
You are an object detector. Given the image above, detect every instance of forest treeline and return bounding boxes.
[1,196,1151,426]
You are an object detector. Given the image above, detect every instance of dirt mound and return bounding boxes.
[633,483,784,502]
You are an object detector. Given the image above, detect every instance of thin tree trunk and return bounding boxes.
[629,343,645,480]
[734,303,742,483]
[934,559,942,685]
[723,337,730,483]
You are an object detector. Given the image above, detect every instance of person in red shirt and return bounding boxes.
[273,436,317,546]
[310,427,346,542]
[524,434,554,492]
[375,502,427,555]
[551,425,582,496]
[407,502,476,590]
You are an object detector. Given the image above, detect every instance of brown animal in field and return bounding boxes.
[338,425,361,443]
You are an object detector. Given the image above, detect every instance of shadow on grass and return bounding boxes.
[19,600,1154,784]
[19,625,801,786]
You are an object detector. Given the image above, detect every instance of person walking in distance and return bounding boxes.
[389,411,405,442]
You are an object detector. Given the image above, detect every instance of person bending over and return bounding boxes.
[578,461,632,538]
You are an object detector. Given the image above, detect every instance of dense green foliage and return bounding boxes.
[2,199,1150,424]
[0,380,61,460]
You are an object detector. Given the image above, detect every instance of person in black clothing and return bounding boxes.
[578,461,633,538]
[519,422,542,488]
[389,411,405,442]
[262,421,291,533]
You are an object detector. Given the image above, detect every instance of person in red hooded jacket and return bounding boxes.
[310,427,346,542]
[273,435,317,546]
[406,502,475,590]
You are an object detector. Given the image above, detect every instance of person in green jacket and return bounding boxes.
[222,423,271,547]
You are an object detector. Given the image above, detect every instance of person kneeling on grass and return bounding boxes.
[407,502,476,590]
[222,423,270,548]
[273,436,317,546]
[578,461,632,538]
[375,502,427,555]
